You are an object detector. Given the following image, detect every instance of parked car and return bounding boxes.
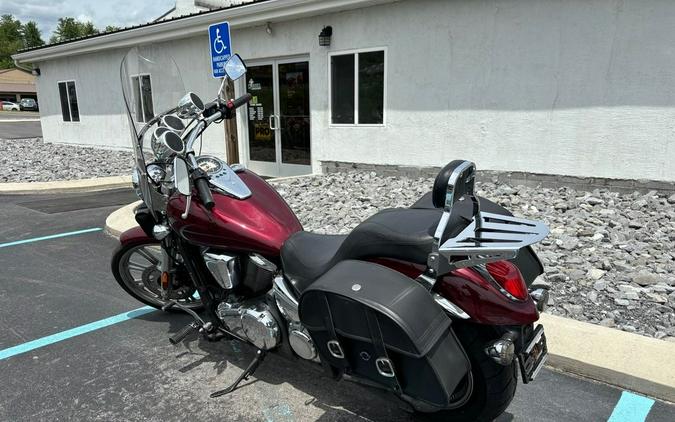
[1,101,20,111]
[19,98,39,111]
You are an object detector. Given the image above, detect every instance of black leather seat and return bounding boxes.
[282,207,442,294]
[281,191,527,294]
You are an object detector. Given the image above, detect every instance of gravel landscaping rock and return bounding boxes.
[0,138,133,182]
[272,171,675,339]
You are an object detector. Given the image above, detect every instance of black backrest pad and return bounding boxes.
[432,160,476,209]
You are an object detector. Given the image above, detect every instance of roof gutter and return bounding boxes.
[13,58,33,73]
[13,0,395,63]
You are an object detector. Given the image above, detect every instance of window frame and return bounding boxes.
[129,73,155,123]
[328,46,387,128]
[56,79,80,123]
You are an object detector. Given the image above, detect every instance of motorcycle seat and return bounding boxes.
[281,207,442,294]
[281,192,522,294]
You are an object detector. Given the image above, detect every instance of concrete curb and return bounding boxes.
[539,313,674,403]
[103,201,675,403]
[0,118,41,122]
[0,176,131,195]
[104,200,142,237]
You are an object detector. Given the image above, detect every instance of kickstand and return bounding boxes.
[210,349,266,398]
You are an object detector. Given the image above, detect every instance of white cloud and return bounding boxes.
[1,0,175,40]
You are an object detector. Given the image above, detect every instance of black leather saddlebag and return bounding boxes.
[298,260,470,408]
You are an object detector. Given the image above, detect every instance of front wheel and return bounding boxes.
[111,240,202,311]
[417,323,518,422]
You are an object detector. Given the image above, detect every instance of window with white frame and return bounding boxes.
[57,81,80,122]
[330,49,385,125]
[131,74,154,123]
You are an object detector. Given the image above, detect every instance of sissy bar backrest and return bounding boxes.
[429,160,549,275]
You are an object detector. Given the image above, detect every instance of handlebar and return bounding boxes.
[192,168,214,209]
[228,93,252,110]
[178,93,252,209]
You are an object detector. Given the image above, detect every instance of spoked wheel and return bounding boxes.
[111,241,202,311]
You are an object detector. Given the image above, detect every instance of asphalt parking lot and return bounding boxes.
[0,118,43,139]
[0,190,673,422]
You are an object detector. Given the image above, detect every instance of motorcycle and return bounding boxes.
[111,45,550,421]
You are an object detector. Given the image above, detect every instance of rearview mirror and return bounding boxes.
[224,54,247,81]
[173,157,191,196]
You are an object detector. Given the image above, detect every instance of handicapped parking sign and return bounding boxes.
[209,21,231,78]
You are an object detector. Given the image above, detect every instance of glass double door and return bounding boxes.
[246,58,311,177]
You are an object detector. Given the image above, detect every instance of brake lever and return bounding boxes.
[181,194,192,219]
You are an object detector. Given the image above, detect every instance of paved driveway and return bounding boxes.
[0,120,42,139]
[0,190,673,421]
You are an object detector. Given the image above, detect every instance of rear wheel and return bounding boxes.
[111,241,202,311]
[416,323,518,422]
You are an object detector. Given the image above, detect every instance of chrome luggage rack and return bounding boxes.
[427,161,549,275]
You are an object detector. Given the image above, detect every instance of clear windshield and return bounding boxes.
[120,46,187,214]
[120,45,186,164]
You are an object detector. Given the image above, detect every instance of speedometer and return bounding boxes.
[196,156,224,175]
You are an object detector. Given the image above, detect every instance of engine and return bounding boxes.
[217,300,281,350]
[272,276,319,362]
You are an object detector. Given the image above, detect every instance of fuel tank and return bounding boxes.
[167,170,302,256]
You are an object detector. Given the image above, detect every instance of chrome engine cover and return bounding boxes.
[272,276,318,362]
[217,301,280,350]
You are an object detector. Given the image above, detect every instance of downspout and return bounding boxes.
[13,58,34,73]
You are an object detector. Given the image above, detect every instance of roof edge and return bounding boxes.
[13,0,392,63]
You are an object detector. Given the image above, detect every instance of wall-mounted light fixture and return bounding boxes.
[266,22,272,35]
[319,26,332,47]
[31,68,40,76]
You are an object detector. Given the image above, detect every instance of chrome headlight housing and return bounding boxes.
[131,166,143,200]
[146,164,166,185]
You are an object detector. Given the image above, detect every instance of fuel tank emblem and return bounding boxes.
[351,283,362,292]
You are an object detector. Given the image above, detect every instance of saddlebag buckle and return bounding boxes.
[327,340,345,359]
[375,357,396,378]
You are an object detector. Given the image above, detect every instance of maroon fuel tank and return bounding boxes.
[166,170,302,256]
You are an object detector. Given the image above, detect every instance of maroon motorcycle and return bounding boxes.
[112,46,550,421]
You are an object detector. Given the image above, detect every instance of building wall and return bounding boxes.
[35,37,226,156]
[35,0,675,181]
[230,0,675,181]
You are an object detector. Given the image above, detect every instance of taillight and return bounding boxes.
[486,261,529,301]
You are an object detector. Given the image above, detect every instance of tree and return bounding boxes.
[104,25,121,33]
[0,14,22,68]
[81,21,99,37]
[22,21,44,48]
[49,17,100,43]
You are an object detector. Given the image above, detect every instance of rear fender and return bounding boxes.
[370,258,539,325]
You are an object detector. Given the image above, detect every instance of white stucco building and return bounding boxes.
[13,0,675,183]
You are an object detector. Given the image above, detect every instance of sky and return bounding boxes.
[1,0,175,40]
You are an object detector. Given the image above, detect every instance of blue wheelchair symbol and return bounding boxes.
[209,22,231,78]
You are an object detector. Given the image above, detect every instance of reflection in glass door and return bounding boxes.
[278,62,310,165]
[245,58,311,177]
[246,65,275,163]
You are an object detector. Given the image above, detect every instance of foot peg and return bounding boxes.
[169,322,199,345]
[210,349,266,398]
[163,300,216,344]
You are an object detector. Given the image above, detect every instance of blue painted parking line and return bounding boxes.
[0,306,155,361]
[0,227,102,249]
[607,391,655,422]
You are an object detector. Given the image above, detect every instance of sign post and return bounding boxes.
[208,22,232,78]
[208,21,239,163]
